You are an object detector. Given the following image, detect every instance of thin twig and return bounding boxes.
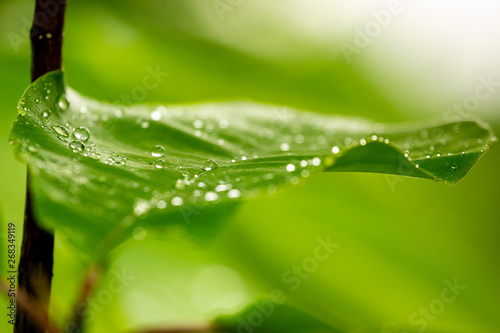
[16,0,67,332]
[70,265,101,331]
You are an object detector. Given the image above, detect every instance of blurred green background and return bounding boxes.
[1,1,499,332]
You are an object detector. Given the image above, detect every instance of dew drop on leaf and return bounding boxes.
[57,95,69,111]
[150,110,161,121]
[227,189,241,199]
[155,159,166,168]
[286,164,296,172]
[205,191,219,202]
[69,140,85,152]
[451,164,458,170]
[41,110,51,119]
[73,127,90,142]
[171,197,183,206]
[151,145,165,157]
[280,143,290,151]
[332,146,340,154]
[51,124,69,138]
[203,159,218,171]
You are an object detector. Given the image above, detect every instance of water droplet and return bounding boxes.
[41,110,51,118]
[451,164,458,170]
[215,184,231,192]
[300,160,308,168]
[227,189,241,199]
[151,110,161,121]
[360,139,367,146]
[371,135,378,141]
[171,197,183,206]
[157,200,167,209]
[57,95,69,111]
[425,154,431,159]
[203,159,218,171]
[415,164,420,169]
[312,157,321,166]
[51,124,69,137]
[73,127,90,142]
[205,191,219,202]
[155,159,166,168]
[193,120,203,129]
[151,145,165,157]
[69,140,85,152]
[332,146,340,154]
[286,164,296,172]
[280,143,290,152]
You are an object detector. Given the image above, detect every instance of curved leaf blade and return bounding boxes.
[9,71,495,255]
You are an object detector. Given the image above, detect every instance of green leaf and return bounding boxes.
[214,301,341,333]
[9,71,496,256]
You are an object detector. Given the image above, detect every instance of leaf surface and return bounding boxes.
[10,71,496,255]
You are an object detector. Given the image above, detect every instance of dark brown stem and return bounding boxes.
[16,1,67,332]
[1,282,61,333]
[30,0,67,81]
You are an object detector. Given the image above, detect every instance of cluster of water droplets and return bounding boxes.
[14,81,494,224]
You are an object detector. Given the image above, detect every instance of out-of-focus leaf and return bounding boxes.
[9,71,495,256]
[214,301,340,333]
